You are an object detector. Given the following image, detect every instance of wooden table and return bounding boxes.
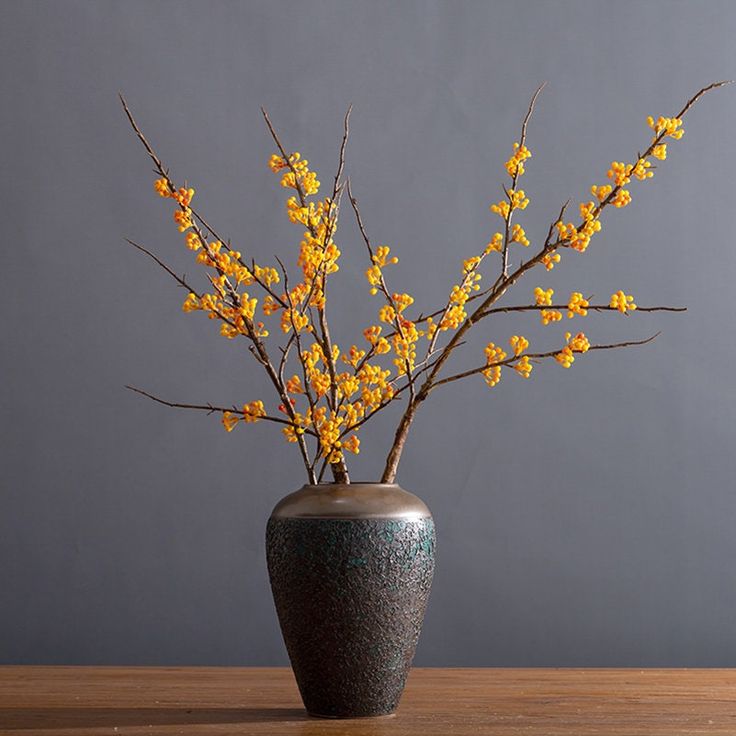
[1,667,735,735]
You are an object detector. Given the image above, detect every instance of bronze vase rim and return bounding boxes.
[270,482,432,520]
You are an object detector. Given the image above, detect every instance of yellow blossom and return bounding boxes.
[173,208,193,232]
[590,184,612,203]
[612,189,632,208]
[555,346,575,368]
[373,245,398,267]
[514,355,533,378]
[365,265,382,294]
[269,154,287,172]
[509,189,530,210]
[154,178,171,197]
[534,287,554,306]
[378,304,396,323]
[185,232,202,251]
[262,296,281,316]
[310,370,332,398]
[182,293,200,313]
[567,331,590,353]
[567,292,589,318]
[392,293,414,313]
[242,400,266,423]
[542,252,561,271]
[490,199,510,218]
[541,309,563,325]
[632,158,653,181]
[505,142,532,177]
[222,411,240,432]
[647,115,684,140]
[363,326,383,346]
[336,372,360,400]
[172,187,195,207]
[482,341,506,388]
[509,335,529,356]
[342,345,366,367]
[511,223,530,246]
[285,375,303,394]
[610,290,637,313]
[607,161,633,187]
[485,232,504,254]
[343,435,360,454]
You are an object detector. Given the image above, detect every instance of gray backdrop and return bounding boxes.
[2,0,735,667]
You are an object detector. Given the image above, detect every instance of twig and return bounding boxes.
[478,303,686,318]
[126,385,319,436]
[431,332,660,388]
[500,82,546,278]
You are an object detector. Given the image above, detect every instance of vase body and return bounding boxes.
[266,483,435,718]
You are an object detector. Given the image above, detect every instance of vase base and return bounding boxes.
[307,710,397,720]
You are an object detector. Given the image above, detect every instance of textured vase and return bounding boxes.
[266,482,435,718]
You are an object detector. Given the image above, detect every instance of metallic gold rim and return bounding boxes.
[270,483,432,520]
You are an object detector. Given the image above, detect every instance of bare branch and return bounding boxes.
[124,238,198,295]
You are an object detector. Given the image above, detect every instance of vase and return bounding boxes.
[265,482,435,718]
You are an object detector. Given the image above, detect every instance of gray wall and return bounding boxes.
[2,0,735,666]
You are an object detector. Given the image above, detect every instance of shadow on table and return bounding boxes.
[0,706,309,729]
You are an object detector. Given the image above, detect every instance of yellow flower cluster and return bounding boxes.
[607,161,632,187]
[611,189,632,209]
[590,184,613,203]
[181,289,264,340]
[435,244,492,335]
[392,319,421,375]
[509,189,530,210]
[221,400,266,432]
[505,142,532,177]
[511,223,530,247]
[541,252,561,271]
[534,286,554,306]
[610,290,637,313]
[364,245,399,295]
[270,152,320,196]
[556,212,601,252]
[514,355,533,378]
[362,326,391,355]
[490,189,529,220]
[485,232,503,254]
[509,335,529,356]
[482,342,507,388]
[567,292,589,318]
[534,287,562,325]
[555,331,590,368]
[647,116,684,140]
[138,88,702,480]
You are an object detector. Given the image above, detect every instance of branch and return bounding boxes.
[500,82,546,278]
[478,303,686,318]
[122,96,317,482]
[347,180,416,400]
[124,238,198,294]
[260,106,352,482]
[126,385,319,436]
[432,332,661,388]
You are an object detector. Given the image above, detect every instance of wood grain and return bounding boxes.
[1,667,735,735]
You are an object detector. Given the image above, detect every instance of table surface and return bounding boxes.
[1,667,735,735]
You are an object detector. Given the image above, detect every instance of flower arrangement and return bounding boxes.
[122,81,728,485]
